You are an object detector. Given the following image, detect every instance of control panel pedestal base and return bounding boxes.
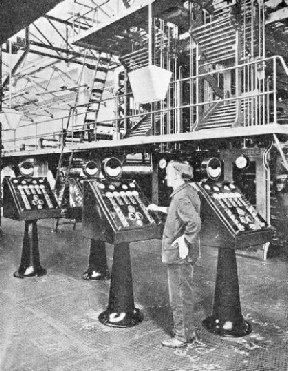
[14,220,47,279]
[202,247,252,337]
[82,239,110,281]
[98,242,143,327]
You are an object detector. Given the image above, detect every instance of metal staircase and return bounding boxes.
[124,111,164,137]
[198,101,237,130]
[197,98,256,130]
[119,26,170,72]
[191,14,236,67]
[189,0,259,132]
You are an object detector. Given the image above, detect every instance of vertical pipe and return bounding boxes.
[273,57,277,124]
[196,44,199,125]
[266,158,271,223]
[262,1,266,125]
[9,40,12,109]
[235,30,241,125]
[251,0,254,59]
[148,0,152,66]
[167,26,171,139]
[190,37,193,131]
[0,122,2,231]
[255,60,258,126]
[124,70,128,136]
[115,93,119,140]
[0,46,2,229]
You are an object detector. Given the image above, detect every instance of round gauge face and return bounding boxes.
[129,182,136,188]
[204,184,211,190]
[122,184,128,190]
[159,158,167,170]
[235,155,249,170]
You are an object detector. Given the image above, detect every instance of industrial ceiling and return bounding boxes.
[0,0,64,44]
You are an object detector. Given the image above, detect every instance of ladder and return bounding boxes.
[53,151,77,232]
[83,54,111,141]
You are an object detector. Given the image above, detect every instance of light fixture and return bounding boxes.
[235,154,250,170]
[83,161,99,178]
[18,160,34,177]
[158,158,167,170]
[201,157,222,180]
[101,157,122,180]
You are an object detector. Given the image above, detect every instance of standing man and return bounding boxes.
[148,160,201,348]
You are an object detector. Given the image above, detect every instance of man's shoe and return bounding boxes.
[162,338,187,348]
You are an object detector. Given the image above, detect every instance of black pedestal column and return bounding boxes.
[99,242,143,327]
[14,220,47,278]
[82,238,109,280]
[202,247,251,337]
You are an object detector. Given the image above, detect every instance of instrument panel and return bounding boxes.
[3,176,61,220]
[82,178,163,244]
[194,180,273,248]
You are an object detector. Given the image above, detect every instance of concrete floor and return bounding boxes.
[0,217,288,371]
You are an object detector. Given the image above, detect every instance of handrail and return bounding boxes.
[3,54,288,153]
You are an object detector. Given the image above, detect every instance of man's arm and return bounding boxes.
[147,204,168,214]
[177,196,201,245]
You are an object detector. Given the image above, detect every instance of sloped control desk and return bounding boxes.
[194,180,273,337]
[3,176,61,278]
[196,180,272,249]
[3,176,61,221]
[82,178,163,328]
[82,178,163,244]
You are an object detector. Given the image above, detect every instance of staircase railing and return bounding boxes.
[3,55,288,153]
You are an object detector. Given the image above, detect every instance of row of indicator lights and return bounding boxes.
[203,183,236,191]
[12,178,45,184]
[17,184,48,196]
[98,182,136,191]
[212,192,242,199]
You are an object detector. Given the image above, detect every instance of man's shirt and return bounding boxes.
[162,183,201,264]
